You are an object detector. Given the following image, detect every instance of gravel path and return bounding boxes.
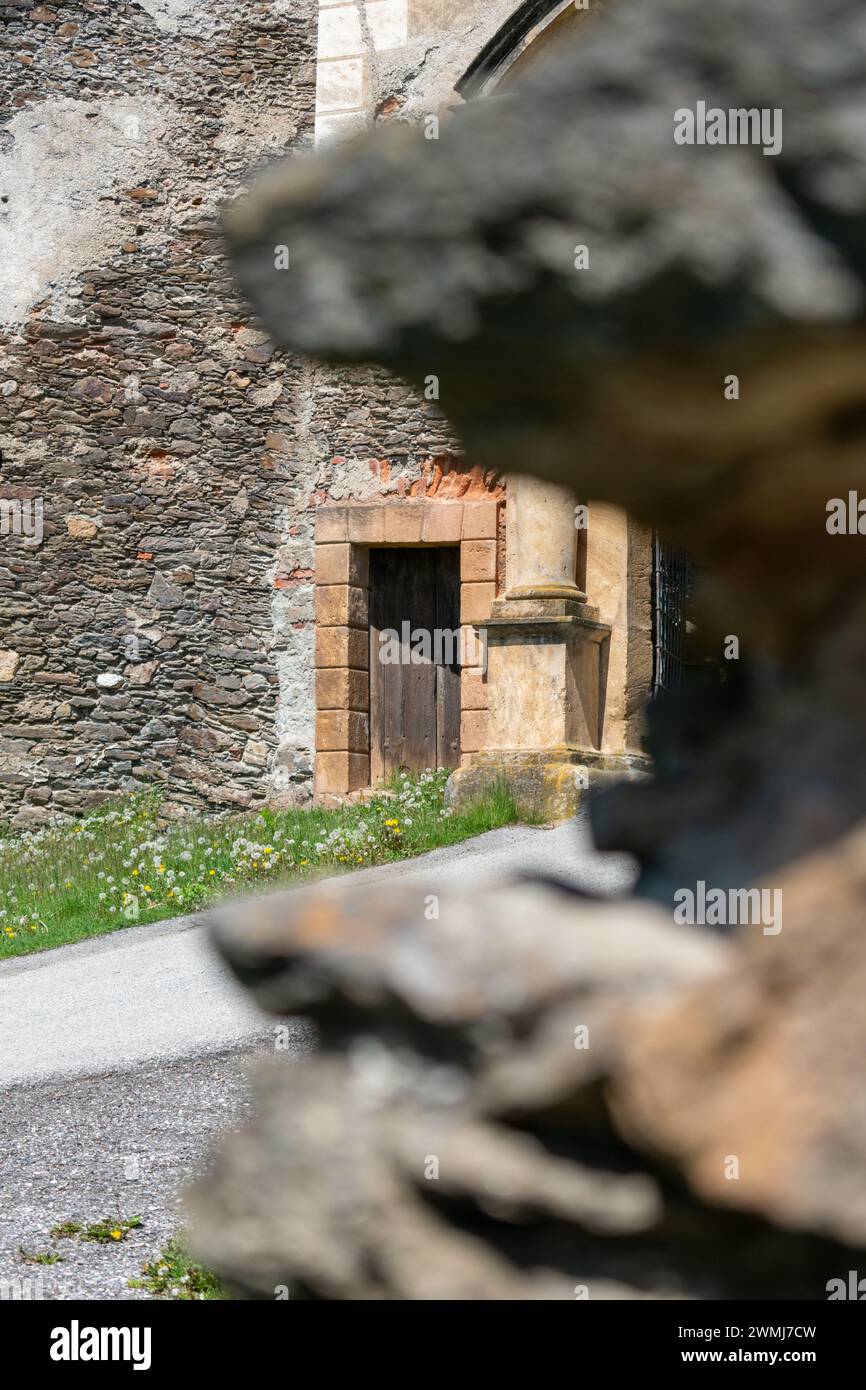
[0,1038,310,1301]
[0,816,636,1299]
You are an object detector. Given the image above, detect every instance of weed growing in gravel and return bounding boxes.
[50,1216,142,1244]
[0,772,526,958]
[19,1248,63,1264]
[129,1236,225,1300]
[80,1216,143,1244]
[49,1222,83,1240]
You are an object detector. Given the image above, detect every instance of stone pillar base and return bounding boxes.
[446,748,650,823]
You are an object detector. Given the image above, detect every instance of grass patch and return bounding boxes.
[0,771,528,959]
[19,1248,63,1265]
[129,1236,225,1301]
[50,1216,142,1244]
[49,1222,83,1240]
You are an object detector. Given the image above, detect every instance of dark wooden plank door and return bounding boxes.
[434,549,461,770]
[369,547,460,783]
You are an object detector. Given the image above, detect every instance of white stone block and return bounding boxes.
[366,0,408,52]
[318,5,363,60]
[315,110,369,147]
[316,56,366,111]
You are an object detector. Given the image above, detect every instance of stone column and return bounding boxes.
[505,475,585,601]
[448,477,649,821]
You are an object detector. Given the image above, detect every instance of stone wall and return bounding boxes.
[0,0,637,827]
[0,0,324,826]
[0,0,508,827]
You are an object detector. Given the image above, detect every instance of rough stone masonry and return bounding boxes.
[0,0,488,827]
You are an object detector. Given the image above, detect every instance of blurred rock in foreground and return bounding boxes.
[187,826,866,1298]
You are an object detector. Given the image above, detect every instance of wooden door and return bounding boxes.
[369,547,461,783]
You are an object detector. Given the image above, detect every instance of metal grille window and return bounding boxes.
[652,537,693,695]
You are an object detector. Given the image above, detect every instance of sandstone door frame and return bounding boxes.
[313,498,501,801]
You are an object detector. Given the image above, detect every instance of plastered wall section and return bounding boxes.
[583,503,653,755]
[315,0,519,143]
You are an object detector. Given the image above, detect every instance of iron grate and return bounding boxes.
[652,536,693,696]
